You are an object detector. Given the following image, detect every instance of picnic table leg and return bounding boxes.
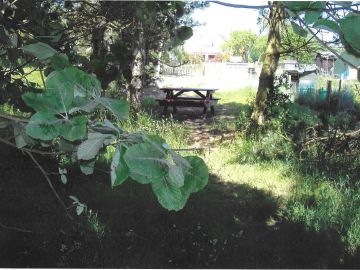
[211,106,215,116]
[172,104,177,114]
[163,104,168,115]
[203,106,208,117]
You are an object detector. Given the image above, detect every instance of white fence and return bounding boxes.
[158,62,261,90]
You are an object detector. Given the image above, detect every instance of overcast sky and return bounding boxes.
[184,1,268,52]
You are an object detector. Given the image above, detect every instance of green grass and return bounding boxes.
[119,111,190,149]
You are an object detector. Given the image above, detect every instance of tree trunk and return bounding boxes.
[128,21,145,112]
[251,2,284,125]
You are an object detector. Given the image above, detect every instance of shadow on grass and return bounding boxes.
[0,143,358,268]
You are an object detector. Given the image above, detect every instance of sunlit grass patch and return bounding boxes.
[12,67,45,88]
[203,140,296,199]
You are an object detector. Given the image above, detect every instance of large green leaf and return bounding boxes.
[45,70,76,113]
[283,1,310,11]
[60,116,87,141]
[313,19,340,33]
[182,156,209,194]
[77,132,112,160]
[22,42,57,61]
[308,2,326,10]
[151,176,186,211]
[99,97,129,120]
[304,11,321,25]
[50,53,70,71]
[111,145,129,187]
[334,52,360,75]
[26,112,62,140]
[46,67,101,104]
[69,97,100,114]
[340,14,360,51]
[22,92,59,113]
[291,22,308,37]
[124,142,167,183]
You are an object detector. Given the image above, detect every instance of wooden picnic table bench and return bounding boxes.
[156,87,220,116]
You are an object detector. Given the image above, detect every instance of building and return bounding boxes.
[315,51,337,75]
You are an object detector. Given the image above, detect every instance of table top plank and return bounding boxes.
[160,87,219,92]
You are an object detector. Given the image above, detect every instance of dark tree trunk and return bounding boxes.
[90,26,118,90]
[251,2,284,125]
[128,20,145,112]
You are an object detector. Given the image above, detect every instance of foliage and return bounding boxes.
[0,43,208,212]
[280,23,322,63]
[222,30,257,62]
[282,1,360,81]
[249,35,268,62]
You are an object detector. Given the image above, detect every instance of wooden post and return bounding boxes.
[338,79,342,92]
[327,80,332,112]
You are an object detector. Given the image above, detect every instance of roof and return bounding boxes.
[316,51,337,59]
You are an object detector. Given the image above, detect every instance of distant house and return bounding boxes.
[184,31,226,63]
[315,51,337,75]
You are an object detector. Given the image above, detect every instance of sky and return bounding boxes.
[184,1,268,53]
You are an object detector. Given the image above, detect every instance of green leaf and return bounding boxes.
[308,2,326,10]
[168,164,184,188]
[334,52,360,75]
[77,132,111,160]
[45,69,76,113]
[60,174,67,184]
[304,11,321,25]
[26,112,62,140]
[291,22,308,37]
[0,120,9,129]
[111,145,129,187]
[175,26,193,41]
[99,97,129,120]
[58,139,75,153]
[12,122,37,148]
[124,142,167,183]
[22,42,57,61]
[22,92,59,113]
[283,1,310,11]
[151,176,185,211]
[340,14,360,51]
[51,53,70,71]
[313,19,341,33]
[45,67,101,113]
[69,97,100,114]
[60,116,87,141]
[182,156,208,193]
[358,68,360,82]
[80,160,95,175]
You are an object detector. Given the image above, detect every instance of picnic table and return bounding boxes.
[156,87,220,117]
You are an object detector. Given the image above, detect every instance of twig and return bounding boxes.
[172,147,206,151]
[0,112,29,123]
[0,137,56,156]
[27,152,75,223]
[0,221,48,235]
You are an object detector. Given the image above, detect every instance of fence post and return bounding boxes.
[327,80,332,112]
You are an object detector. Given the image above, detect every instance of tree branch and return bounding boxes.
[27,152,75,223]
[209,1,269,9]
[0,112,29,122]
